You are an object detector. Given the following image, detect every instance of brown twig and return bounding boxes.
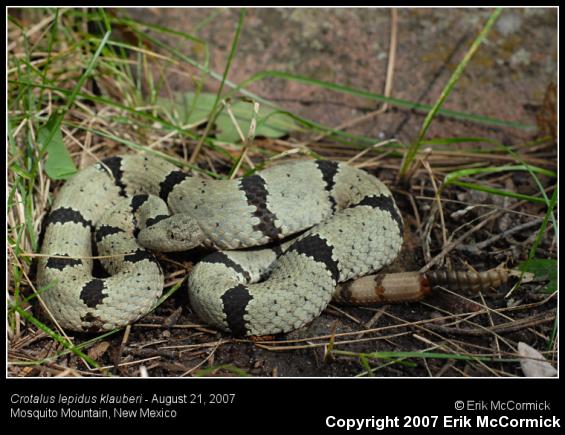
[456,217,544,253]
[425,310,556,337]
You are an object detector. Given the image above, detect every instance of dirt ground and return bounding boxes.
[9,7,557,377]
[127,7,556,146]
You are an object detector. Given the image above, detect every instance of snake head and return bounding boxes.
[137,214,205,252]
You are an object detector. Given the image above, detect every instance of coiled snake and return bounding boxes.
[37,154,506,336]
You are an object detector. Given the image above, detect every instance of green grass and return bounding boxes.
[7,7,556,377]
[189,9,246,164]
[443,164,557,205]
[10,303,100,369]
[398,8,504,182]
[194,364,250,377]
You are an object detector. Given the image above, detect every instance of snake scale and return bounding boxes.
[37,154,506,337]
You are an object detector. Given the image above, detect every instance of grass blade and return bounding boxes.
[443,164,557,204]
[10,303,99,368]
[40,22,112,158]
[189,9,246,163]
[398,8,503,182]
[230,69,533,131]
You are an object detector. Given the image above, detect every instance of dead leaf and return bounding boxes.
[87,341,111,361]
[518,342,557,377]
[163,307,183,328]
